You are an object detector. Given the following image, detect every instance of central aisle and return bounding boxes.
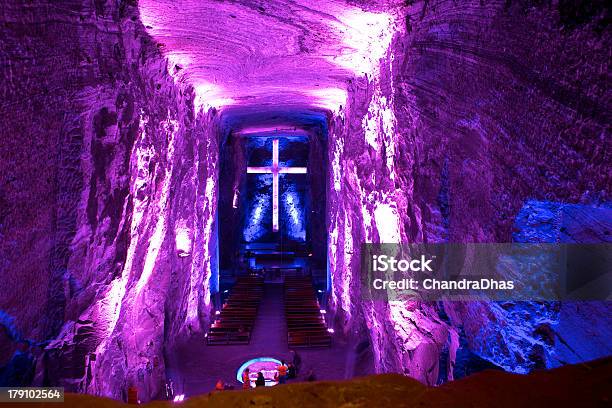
[249,283,286,351]
[172,283,354,397]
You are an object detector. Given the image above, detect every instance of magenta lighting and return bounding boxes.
[2,0,609,404]
[247,139,307,231]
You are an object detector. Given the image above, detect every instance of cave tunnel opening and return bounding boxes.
[217,108,329,299]
[164,107,366,396]
[1,0,610,404]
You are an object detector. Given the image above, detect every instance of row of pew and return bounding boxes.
[284,276,332,348]
[207,276,264,345]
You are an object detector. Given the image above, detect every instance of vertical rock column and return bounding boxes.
[327,0,609,382]
[326,19,458,384]
[0,0,221,401]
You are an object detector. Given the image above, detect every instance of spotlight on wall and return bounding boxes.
[177,250,191,258]
[327,328,335,333]
[319,309,327,314]
[173,394,185,402]
[232,190,240,209]
[317,290,323,293]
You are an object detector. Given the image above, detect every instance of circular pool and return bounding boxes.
[236,357,282,387]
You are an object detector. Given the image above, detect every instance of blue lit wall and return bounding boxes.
[243,174,272,242]
[282,185,306,241]
[454,199,612,376]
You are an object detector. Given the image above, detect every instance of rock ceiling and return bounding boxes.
[139,0,403,116]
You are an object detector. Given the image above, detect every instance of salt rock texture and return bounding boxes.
[0,0,610,401]
[436,202,612,374]
[22,358,612,408]
[137,0,403,109]
[326,0,610,384]
[1,0,219,400]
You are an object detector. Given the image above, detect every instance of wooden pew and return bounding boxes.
[207,275,264,345]
[283,276,331,348]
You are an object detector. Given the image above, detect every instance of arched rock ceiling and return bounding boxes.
[139,0,403,123]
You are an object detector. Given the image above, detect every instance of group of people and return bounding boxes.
[240,359,298,389]
[274,359,297,384]
[216,350,316,392]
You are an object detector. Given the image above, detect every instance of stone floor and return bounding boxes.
[171,283,355,397]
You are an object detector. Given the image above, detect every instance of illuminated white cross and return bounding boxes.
[247,139,307,232]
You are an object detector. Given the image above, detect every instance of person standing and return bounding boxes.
[290,349,301,374]
[242,368,251,389]
[255,372,266,387]
[276,360,288,384]
[287,362,296,379]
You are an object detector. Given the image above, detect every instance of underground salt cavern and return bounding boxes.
[0,0,610,406]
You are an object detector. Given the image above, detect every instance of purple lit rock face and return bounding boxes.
[325,0,610,385]
[1,0,219,399]
[137,0,398,110]
[0,0,610,402]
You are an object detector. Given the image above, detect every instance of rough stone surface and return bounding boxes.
[0,0,610,400]
[137,0,404,109]
[1,0,219,401]
[326,0,610,384]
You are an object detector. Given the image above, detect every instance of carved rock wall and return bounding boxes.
[327,0,609,383]
[0,0,219,400]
